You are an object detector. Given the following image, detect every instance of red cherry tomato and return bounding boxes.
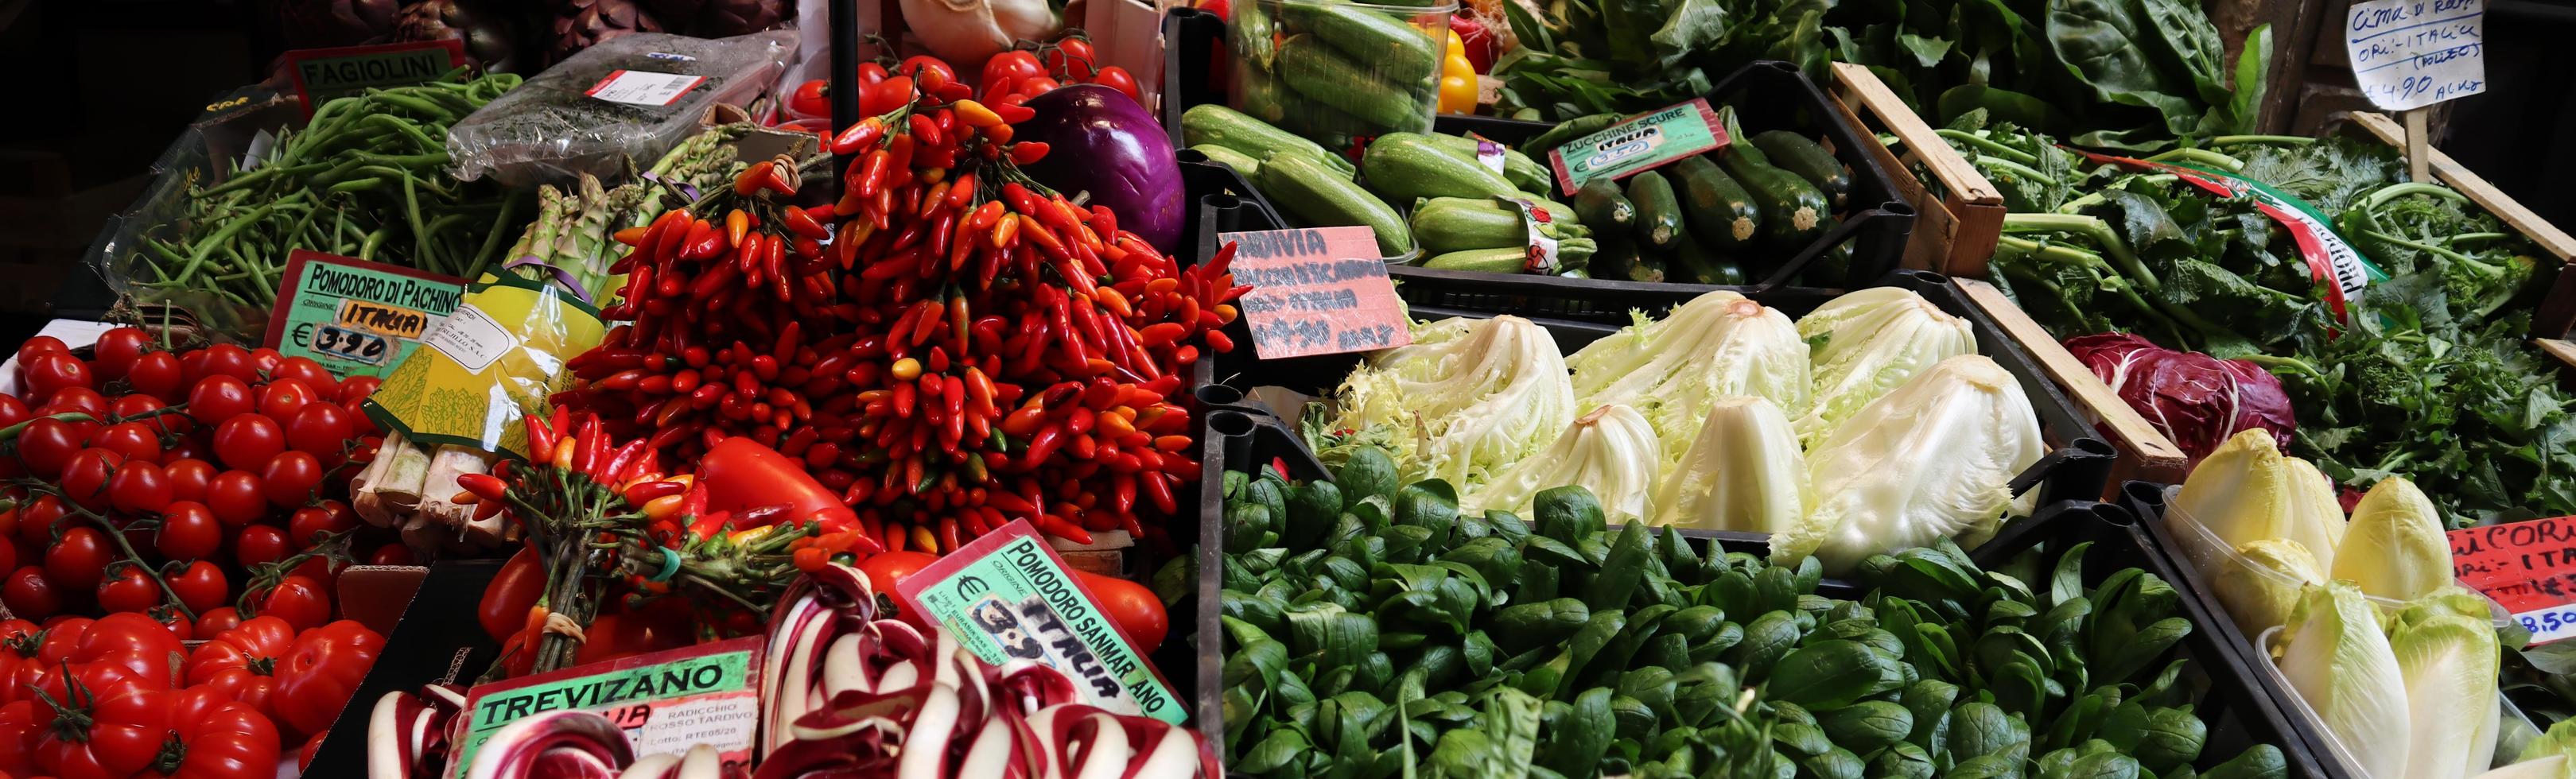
[198,344,258,384]
[57,448,126,511]
[187,375,254,426]
[165,458,216,503]
[1091,65,1143,104]
[95,565,161,614]
[194,607,243,637]
[248,347,283,376]
[336,376,381,405]
[860,75,915,117]
[285,403,355,459]
[2,567,60,620]
[205,471,269,527]
[90,328,150,381]
[128,351,185,402]
[168,560,227,615]
[14,336,68,361]
[38,386,108,419]
[1046,37,1097,80]
[270,357,336,396]
[787,79,830,117]
[256,379,318,422]
[163,436,212,465]
[0,394,28,428]
[106,460,172,516]
[261,451,322,508]
[287,502,357,548]
[156,502,223,561]
[233,525,289,569]
[212,414,286,471]
[1016,76,1062,96]
[44,526,111,591]
[252,576,330,633]
[19,353,91,400]
[90,421,161,464]
[14,417,84,478]
[981,50,1047,92]
[14,496,64,554]
[366,544,414,565]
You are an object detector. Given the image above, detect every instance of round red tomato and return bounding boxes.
[56,448,124,510]
[233,525,289,569]
[18,353,91,400]
[169,560,227,615]
[981,50,1046,92]
[787,78,830,117]
[196,344,257,385]
[162,435,212,464]
[1091,65,1142,104]
[270,619,382,736]
[256,378,318,421]
[0,394,28,429]
[165,459,215,503]
[253,577,330,634]
[128,351,185,402]
[366,544,414,565]
[1046,37,1096,79]
[194,607,243,638]
[336,375,381,405]
[0,568,56,620]
[286,402,354,458]
[95,565,160,614]
[44,526,111,591]
[106,460,171,515]
[91,327,149,382]
[287,502,356,548]
[155,502,223,561]
[248,347,283,377]
[14,336,66,361]
[1074,570,1168,652]
[860,75,915,117]
[261,451,322,507]
[212,414,285,471]
[38,386,107,419]
[14,497,64,552]
[205,471,269,527]
[90,421,161,464]
[270,356,336,396]
[13,417,83,478]
[1016,76,1062,95]
[186,375,254,426]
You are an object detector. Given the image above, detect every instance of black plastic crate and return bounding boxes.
[1159,8,1917,300]
[307,560,505,777]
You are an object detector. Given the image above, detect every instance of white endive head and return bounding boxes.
[1794,287,1977,443]
[1330,315,1576,489]
[1771,355,2046,573]
[2173,429,2348,572]
[1469,405,1664,525]
[2335,477,2455,602]
[2391,608,2501,779]
[2220,538,2326,634]
[1649,396,1808,533]
[1568,291,1810,459]
[2282,581,2411,779]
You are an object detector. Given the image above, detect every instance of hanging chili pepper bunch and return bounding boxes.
[449,409,822,679]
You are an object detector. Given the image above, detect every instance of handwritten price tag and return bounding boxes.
[2345,0,2487,110]
[2449,516,2576,642]
[2516,603,2576,644]
[1217,226,1412,359]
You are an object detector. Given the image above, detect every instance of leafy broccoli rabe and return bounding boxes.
[1207,449,2290,777]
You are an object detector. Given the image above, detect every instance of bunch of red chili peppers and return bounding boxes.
[554,76,1245,560]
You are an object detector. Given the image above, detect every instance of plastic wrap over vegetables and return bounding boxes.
[1774,355,2046,573]
[2064,332,2295,465]
[1329,315,1576,489]
[756,564,1204,779]
[1566,291,1809,458]
[1467,404,1662,524]
[1795,288,1978,443]
[1649,396,1808,533]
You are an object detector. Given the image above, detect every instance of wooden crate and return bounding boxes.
[1825,63,2007,277]
[1956,280,2193,490]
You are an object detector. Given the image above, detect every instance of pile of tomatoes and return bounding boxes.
[0,611,383,777]
[781,37,1143,124]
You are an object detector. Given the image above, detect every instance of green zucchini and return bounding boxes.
[1277,34,1431,133]
[1277,0,1442,82]
[1750,130,1851,208]
[1419,133,1552,192]
[1420,238,1595,274]
[1719,138,1830,249]
[1362,133,1519,202]
[1190,144,1264,176]
[1626,170,1683,250]
[1588,237,1640,281]
[1255,150,1411,256]
[1663,224,1743,285]
[1410,197,1584,254]
[1572,176,1635,232]
[1181,104,1352,176]
[1669,155,1759,251]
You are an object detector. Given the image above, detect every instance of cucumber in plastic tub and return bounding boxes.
[447,31,793,188]
[1230,0,1453,146]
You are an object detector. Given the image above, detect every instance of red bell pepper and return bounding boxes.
[693,437,857,532]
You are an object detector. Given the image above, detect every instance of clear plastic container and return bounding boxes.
[1228,0,1455,149]
[2158,484,2509,633]
[2255,626,2535,775]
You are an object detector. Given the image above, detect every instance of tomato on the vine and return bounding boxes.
[859,75,915,117]
[92,420,165,465]
[169,560,228,615]
[261,451,323,507]
[19,352,91,400]
[155,502,223,562]
[196,344,258,385]
[56,448,124,510]
[95,565,161,614]
[270,357,336,396]
[251,576,328,633]
[247,347,283,376]
[212,414,285,471]
[0,394,27,429]
[367,544,414,565]
[232,525,289,569]
[194,607,243,638]
[14,335,67,361]
[205,471,269,527]
[787,79,830,117]
[336,375,381,405]
[107,460,171,516]
[287,502,356,548]
[1092,65,1143,104]
[186,375,254,426]
[1046,37,1096,80]
[1,567,59,620]
[981,50,1046,93]
[37,387,108,421]
[90,327,149,381]
[14,496,63,553]
[165,459,216,505]
[129,351,185,402]
[44,526,111,591]
[271,619,382,736]
[256,378,318,421]
[15,417,84,478]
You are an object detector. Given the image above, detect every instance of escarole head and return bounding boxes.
[1774,355,2045,573]
[1650,395,1807,533]
[1467,404,1663,525]
[1328,315,1576,490]
[1568,291,1809,457]
[1796,287,1977,443]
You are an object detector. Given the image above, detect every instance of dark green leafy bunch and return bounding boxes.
[1926,117,2572,525]
[1208,445,2287,777]
[1490,0,2265,149]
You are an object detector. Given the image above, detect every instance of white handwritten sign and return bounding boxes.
[2345,0,2487,110]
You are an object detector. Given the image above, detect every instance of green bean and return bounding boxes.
[329,176,387,194]
[361,227,389,261]
[172,200,284,283]
[365,114,445,152]
[466,188,528,281]
[372,91,459,122]
[403,175,432,269]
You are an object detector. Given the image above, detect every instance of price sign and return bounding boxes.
[2345,0,2487,111]
[2449,516,2576,642]
[282,40,467,111]
[1216,226,1412,359]
[264,250,466,378]
[894,520,1187,724]
[1546,99,1729,196]
[450,638,764,778]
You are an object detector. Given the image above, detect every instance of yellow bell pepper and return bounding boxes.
[1439,29,1477,114]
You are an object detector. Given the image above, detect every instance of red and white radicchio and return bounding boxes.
[2064,332,2296,464]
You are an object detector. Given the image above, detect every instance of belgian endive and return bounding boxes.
[1772,355,2046,573]
[1330,315,1576,489]
[2390,591,2501,779]
[2335,477,2455,602]
[1649,396,1807,533]
[2283,581,2410,778]
[2173,429,2346,573]
[1795,287,1976,443]
[2220,538,2326,634]
[1567,291,1809,459]
[1468,405,1663,525]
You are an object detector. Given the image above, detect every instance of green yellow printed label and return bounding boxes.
[265,250,466,379]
